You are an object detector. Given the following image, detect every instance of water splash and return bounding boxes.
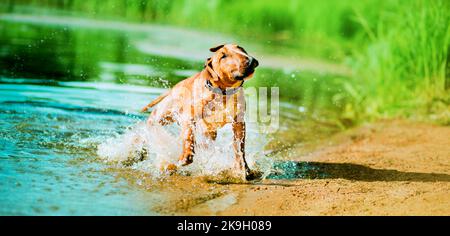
[97,121,273,182]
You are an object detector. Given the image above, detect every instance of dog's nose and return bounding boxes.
[252,58,259,68]
[248,57,259,68]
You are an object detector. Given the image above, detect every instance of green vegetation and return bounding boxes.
[1,0,449,124]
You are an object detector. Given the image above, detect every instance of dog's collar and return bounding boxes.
[205,79,243,96]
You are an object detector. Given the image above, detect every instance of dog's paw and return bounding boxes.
[167,163,178,171]
[178,153,193,166]
[245,169,263,181]
[160,163,178,175]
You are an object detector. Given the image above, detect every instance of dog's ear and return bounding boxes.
[204,57,219,81]
[204,57,212,68]
[209,44,224,52]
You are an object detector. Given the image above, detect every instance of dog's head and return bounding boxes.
[205,44,259,88]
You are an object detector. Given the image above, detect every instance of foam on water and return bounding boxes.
[97,121,273,182]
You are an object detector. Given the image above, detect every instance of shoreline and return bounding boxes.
[176,120,450,215]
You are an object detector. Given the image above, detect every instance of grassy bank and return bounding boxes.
[1,0,449,124]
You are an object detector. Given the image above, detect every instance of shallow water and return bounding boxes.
[0,81,167,215]
[0,12,348,215]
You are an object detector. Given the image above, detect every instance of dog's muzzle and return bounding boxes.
[236,57,259,81]
[248,57,259,69]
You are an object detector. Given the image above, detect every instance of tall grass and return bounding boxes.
[343,0,450,123]
[2,0,449,123]
[0,0,404,58]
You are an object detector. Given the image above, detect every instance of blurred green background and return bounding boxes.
[1,0,449,124]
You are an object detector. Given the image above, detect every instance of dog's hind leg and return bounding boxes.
[198,129,217,150]
[146,106,175,126]
[203,130,217,141]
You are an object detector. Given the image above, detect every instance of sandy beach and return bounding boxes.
[143,120,450,215]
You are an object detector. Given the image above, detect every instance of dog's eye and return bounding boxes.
[221,54,227,60]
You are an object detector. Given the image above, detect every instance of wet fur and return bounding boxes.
[141,44,260,180]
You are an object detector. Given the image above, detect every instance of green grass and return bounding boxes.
[2,0,449,124]
[343,0,450,123]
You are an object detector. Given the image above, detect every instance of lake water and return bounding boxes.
[0,13,348,215]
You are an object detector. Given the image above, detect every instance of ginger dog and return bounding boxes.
[141,44,259,180]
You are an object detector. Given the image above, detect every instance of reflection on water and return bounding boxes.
[0,13,350,215]
[0,16,201,87]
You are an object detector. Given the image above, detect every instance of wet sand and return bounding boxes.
[150,120,450,215]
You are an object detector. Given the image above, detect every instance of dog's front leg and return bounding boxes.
[232,121,251,179]
[178,121,195,166]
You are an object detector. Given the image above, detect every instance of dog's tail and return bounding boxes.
[141,91,169,112]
